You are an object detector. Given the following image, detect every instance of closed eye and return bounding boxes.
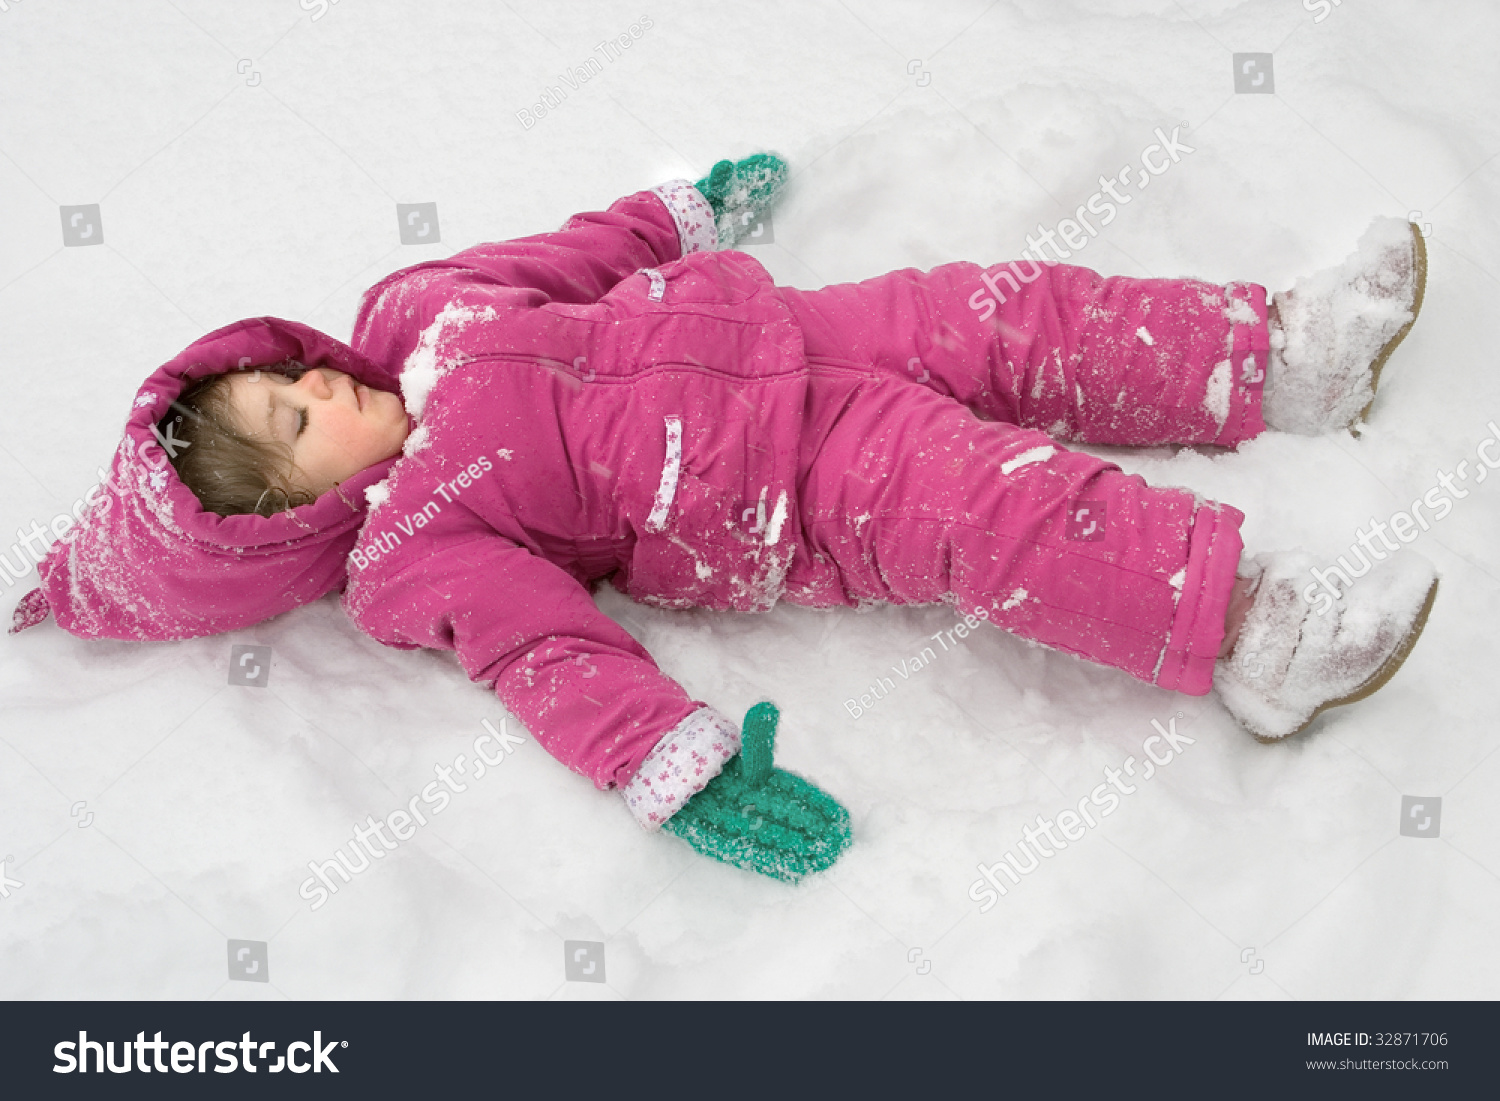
[296,407,309,436]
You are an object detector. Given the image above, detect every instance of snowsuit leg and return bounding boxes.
[778,260,1260,695]
[778,260,1268,447]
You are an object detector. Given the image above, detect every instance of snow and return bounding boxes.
[1204,357,1233,430]
[1225,297,1260,327]
[762,489,789,546]
[1000,444,1056,475]
[3,0,1499,1001]
[399,421,429,459]
[363,480,391,509]
[400,301,493,426]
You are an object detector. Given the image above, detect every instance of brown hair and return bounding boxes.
[164,366,317,517]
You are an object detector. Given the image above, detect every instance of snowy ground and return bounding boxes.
[2,0,1498,1000]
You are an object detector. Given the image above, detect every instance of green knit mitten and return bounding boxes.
[692,153,789,249]
[662,702,851,883]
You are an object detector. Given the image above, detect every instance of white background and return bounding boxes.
[1,0,1497,999]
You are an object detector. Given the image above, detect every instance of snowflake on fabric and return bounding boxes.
[148,469,168,492]
[497,449,514,461]
[134,392,158,408]
[364,479,391,508]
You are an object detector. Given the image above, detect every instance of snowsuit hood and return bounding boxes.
[10,317,404,641]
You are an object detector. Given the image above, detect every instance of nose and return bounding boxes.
[293,369,336,398]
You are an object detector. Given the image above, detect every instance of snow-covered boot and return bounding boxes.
[1215,550,1439,742]
[1263,217,1427,435]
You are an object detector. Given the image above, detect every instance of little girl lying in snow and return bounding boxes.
[12,154,1438,883]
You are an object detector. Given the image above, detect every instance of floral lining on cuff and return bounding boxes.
[649,180,718,255]
[621,706,740,829]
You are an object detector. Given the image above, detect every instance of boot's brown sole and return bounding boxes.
[1352,221,1428,434]
[1253,576,1440,744]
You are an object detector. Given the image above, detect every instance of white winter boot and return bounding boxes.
[1263,217,1427,435]
[1215,550,1439,742]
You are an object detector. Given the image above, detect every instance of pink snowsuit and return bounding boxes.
[11,183,1265,830]
[342,184,1264,825]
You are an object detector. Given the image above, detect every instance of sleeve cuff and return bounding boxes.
[649,180,719,255]
[621,705,739,829]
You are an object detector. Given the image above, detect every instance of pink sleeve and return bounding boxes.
[346,532,709,795]
[439,182,716,299]
[427,189,682,303]
[356,185,711,310]
[352,184,716,371]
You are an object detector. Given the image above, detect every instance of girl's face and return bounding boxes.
[222,367,409,498]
